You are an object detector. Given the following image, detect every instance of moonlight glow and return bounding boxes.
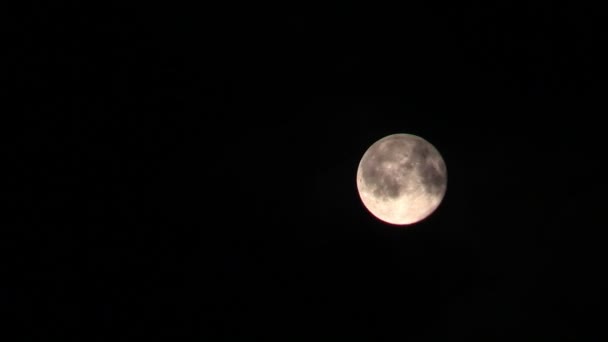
[356,133,447,225]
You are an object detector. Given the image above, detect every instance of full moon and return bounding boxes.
[356,133,447,225]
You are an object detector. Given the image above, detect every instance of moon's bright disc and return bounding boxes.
[356,133,447,225]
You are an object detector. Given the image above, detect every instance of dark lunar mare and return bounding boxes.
[412,141,447,196]
[361,138,416,199]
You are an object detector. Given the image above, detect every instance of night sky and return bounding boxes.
[13,2,607,341]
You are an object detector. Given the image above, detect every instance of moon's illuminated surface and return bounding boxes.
[356,133,447,225]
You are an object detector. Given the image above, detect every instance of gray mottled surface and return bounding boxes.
[356,133,447,225]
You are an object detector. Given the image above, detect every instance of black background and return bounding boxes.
[11,1,607,340]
